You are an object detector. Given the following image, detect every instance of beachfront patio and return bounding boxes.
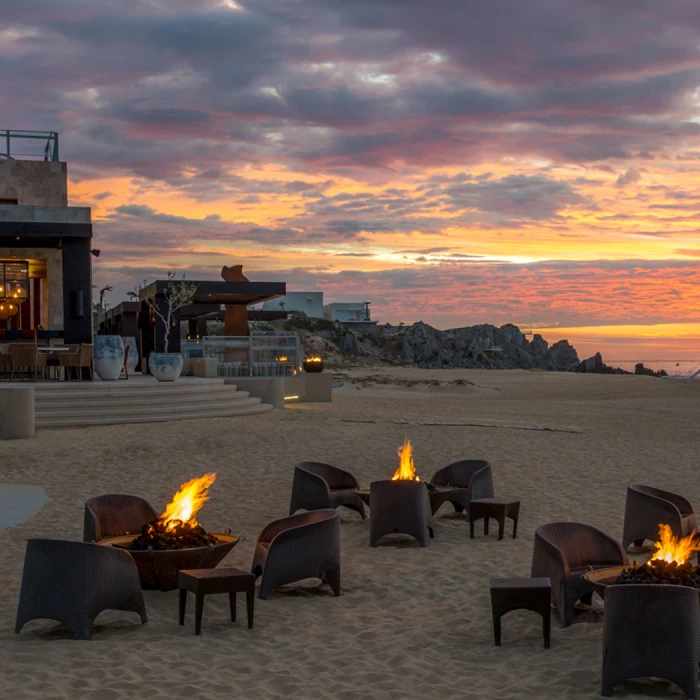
[2,371,700,699]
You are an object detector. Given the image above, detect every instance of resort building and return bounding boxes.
[324,301,374,324]
[262,291,324,319]
[0,130,93,345]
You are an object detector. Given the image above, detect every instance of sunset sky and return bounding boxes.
[4,0,700,360]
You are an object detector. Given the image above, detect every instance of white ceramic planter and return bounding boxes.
[122,336,139,374]
[149,353,183,382]
[94,335,125,381]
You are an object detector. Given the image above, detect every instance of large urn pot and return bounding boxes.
[149,353,183,382]
[122,336,139,374]
[94,335,125,381]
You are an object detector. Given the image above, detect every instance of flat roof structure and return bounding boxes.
[139,280,285,308]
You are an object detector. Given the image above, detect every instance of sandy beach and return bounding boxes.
[2,369,700,700]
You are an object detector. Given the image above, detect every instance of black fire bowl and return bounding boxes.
[303,361,324,373]
[98,533,239,591]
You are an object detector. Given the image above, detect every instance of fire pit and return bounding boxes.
[99,473,239,591]
[584,524,700,599]
[303,356,324,373]
[369,440,435,547]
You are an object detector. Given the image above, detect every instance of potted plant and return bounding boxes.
[135,272,198,382]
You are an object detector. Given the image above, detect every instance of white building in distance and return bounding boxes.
[324,301,373,324]
[262,291,324,318]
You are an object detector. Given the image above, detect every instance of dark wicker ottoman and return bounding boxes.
[179,567,255,635]
[490,577,551,648]
[470,498,520,540]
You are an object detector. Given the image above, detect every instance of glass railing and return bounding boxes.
[185,333,302,378]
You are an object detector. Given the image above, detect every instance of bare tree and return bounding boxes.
[133,272,198,353]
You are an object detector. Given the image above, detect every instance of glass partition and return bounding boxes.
[198,332,301,377]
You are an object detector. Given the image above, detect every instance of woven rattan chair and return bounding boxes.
[0,344,10,380]
[622,485,697,550]
[10,343,46,381]
[60,343,93,380]
[369,480,435,547]
[531,522,629,627]
[15,539,147,640]
[289,462,366,519]
[119,342,130,380]
[601,584,700,698]
[251,509,341,600]
[83,494,158,543]
[430,460,494,516]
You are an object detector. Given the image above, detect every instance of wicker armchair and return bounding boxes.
[601,584,700,698]
[430,459,494,516]
[251,509,341,600]
[15,539,147,640]
[369,480,435,547]
[60,343,93,380]
[289,462,366,519]
[622,485,697,550]
[531,522,628,627]
[10,343,46,381]
[83,494,158,542]
[0,344,10,380]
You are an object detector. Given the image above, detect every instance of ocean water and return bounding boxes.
[609,360,700,378]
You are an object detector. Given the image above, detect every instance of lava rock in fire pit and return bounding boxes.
[615,560,700,590]
[130,518,219,550]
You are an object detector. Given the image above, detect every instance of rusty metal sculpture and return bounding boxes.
[221,265,250,362]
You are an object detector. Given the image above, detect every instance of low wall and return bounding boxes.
[0,387,35,439]
[225,377,286,409]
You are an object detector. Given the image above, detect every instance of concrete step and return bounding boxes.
[38,401,274,427]
[33,381,237,399]
[36,389,249,408]
[20,376,275,428]
[35,392,255,413]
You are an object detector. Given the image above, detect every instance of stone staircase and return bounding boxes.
[31,377,273,428]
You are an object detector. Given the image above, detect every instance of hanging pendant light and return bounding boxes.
[0,302,19,321]
[0,261,29,304]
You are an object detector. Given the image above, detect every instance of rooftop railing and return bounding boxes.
[0,129,59,161]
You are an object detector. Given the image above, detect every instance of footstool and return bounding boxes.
[178,567,255,635]
[490,577,551,648]
[470,498,520,540]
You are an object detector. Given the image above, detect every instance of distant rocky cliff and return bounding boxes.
[272,316,581,371]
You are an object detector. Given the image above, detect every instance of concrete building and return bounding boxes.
[263,291,324,318]
[0,130,93,344]
[324,301,373,323]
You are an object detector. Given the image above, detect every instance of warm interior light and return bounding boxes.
[284,395,299,400]
[391,439,420,481]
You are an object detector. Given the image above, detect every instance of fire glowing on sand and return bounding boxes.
[130,473,219,550]
[649,523,699,566]
[615,524,700,588]
[391,439,420,481]
[159,472,216,531]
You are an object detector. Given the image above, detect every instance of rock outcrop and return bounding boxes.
[274,316,581,371]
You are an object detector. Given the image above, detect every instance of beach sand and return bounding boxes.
[2,369,699,699]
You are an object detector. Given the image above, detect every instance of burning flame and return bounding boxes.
[306,356,322,362]
[392,439,420,481]
[649,523,699,565]
[159,473,216,532]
